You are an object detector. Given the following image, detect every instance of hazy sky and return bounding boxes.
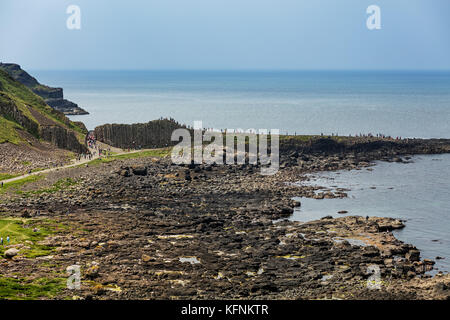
[1,0,449,70]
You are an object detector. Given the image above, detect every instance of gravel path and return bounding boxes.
[1,146,145,185]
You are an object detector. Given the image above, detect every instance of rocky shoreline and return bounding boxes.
[1,138,450,300]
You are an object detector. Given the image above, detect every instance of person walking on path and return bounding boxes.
[6,235,10,245]
[1,237,3,246]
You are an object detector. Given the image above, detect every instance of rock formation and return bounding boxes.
[94,118,186,149]
[0,63,88,115]
[0,68,87,153]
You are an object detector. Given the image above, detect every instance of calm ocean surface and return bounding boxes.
[33,70,450,272]
[33,70,450,137]
[291,153,450,273]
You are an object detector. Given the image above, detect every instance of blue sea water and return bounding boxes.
[33,70,450,137]
[32,70,450,272]
[290,153,450,273]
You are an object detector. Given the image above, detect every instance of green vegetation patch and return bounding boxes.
[85,148,172,166]
[0,217,60,258]
[17,178,78,197]
[113,148,172,159]
[0,276,66,300]
[0,173,20,181]
[0,174,43,194]
[0,116,24,144]
[0,216,72,299]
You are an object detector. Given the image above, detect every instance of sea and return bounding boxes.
[33,70,450,272]
[291,153,450,274]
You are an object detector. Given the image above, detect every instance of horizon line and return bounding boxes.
[27,68,450,72]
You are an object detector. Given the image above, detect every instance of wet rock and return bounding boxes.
[292,200,301,207]
[406,250,420,262]
[280,207,294,215]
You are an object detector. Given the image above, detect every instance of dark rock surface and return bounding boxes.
[94,119,186,149]
[1,143,449,300]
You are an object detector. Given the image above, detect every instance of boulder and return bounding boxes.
[118,169,131,177]
[406,250,420,262]
[21,210,32,218]
[86,265,99,279]
[132,166,148,176]
[292,200,301,207]
[4,248,19,258]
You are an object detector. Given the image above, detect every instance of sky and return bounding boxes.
[0,0,449,70]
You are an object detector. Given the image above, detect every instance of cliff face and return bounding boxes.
[40,125,86,153]
[0,63,89,115]
[95,119,185,149]
[0,69,87,153]
[0,92,39,137]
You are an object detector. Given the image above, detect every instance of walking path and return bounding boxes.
[1,146,144,186]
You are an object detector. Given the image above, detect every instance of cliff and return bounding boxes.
[0,63,89,115]
[95,119,186,149]
[0,69,87,153]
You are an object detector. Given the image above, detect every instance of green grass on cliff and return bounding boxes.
[0,69,86,144]
[0,117,23,144]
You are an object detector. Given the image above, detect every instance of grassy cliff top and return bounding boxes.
[0,69,87,146]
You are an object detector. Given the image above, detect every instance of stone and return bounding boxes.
[86,265,100,279]
[292,200,301,207]
[406,250,420,262]
[132,166,148,176]
[4,248,19,258]
[119,169,131,177]
[21,210,32,218]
